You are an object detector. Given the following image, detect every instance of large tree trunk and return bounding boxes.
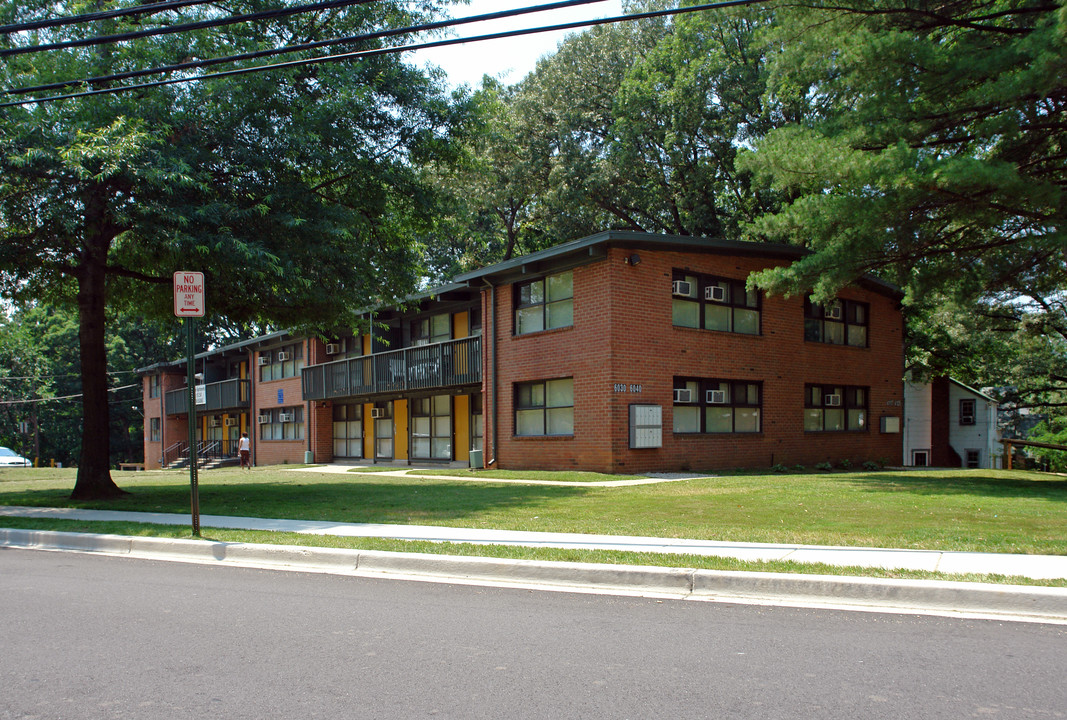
[70,190,126,500]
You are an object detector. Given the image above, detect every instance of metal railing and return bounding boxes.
[166,378,251,415]
[302,335,481,401]
[162,442,185,467]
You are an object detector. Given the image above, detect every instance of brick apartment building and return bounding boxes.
[139,231,905,472]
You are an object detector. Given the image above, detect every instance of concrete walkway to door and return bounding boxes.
[286,463,700,488]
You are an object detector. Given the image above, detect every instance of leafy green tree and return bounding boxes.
[456,2,785,260]
[0,312,52,460]
[1027,416,1067,471]
[607,5,780,239]
[512,13,670,243]
[0,1,471,498]
[739,1,1066,305]
[421,78,551,279]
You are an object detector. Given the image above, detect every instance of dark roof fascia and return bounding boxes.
[454,231,805,286]
[135,329,293,375]
[135,360,183,375]
[454,230,903,300]
[354,282,479,316]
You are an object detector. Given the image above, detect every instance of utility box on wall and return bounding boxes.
[880,416,901,434]
[629,404,663,449]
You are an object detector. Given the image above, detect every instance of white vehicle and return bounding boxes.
[0,447,30,467]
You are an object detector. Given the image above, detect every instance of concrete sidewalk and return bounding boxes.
[2,504,1066,581]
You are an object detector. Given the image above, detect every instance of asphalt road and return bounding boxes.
[2,548,1064,720]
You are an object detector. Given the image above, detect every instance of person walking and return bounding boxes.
[238,432,251,470]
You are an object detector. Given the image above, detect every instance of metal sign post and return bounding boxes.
[174,272,205,537]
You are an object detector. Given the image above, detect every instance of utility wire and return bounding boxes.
[0,0,218,35]
[0,370,137,381]
[0,383,140,405]
[1,0,384,57]
[1,0,771,108]
[6,0,611,96]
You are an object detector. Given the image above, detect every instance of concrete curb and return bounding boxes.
[4,528,1066,623]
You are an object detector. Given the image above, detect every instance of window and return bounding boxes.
[673,378,761,434]
[959,398,976,425]
[672,270,760,335]
[515,271,573,335]
[804,385,868,432]
[411,395,452,459]
[259,406,304,441]
[259,342,304,381]
[374,402,393,459]
[150,417,161,442]
[965,449,981,468]
[515,378,574,436]
[912,449,929,467]
[332,403,362,458]
[411,314,451,346]
[326,335,362,358]
[804,299,868,348]
[148,375,161,399]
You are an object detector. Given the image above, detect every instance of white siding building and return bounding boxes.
[904,377,1001,469]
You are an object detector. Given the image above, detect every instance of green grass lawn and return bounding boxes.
[2,465,1065,556]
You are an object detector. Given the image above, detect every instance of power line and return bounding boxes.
[0,370,137,381]
[0,0,218,35]
[1,0,772,108]
[1,0,384,57]
[0,383,140,406]
[6,0,612,97]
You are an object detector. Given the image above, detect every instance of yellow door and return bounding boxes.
[454,395,470,462]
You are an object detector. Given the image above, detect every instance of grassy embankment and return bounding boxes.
[1,465,1064,585]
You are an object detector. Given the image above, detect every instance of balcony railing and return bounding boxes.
[166,378,251,415]
[302,335,481,401]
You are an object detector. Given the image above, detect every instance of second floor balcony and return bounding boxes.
[166,377,251,416]
[302,335,481,402]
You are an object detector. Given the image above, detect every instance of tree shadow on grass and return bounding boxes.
[844,472,1067,502]
[0,480,591,523]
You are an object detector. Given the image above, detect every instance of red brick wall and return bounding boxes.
[252,343,308,466]
[143,371,188,469]
[487,246,904,473]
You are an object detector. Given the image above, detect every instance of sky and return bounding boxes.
[414,0,625,89]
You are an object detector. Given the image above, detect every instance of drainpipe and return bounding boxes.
[305,338,314,463]
[158,373,165,467]
[482,278,498,466]
[249,347,256,468]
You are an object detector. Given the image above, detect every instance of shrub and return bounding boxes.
[814,461,833,472]
[771,463,789,473]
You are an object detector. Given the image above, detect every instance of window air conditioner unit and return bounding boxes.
[258,355,270,366]
[208,418,220,427]
[824,304,843,320]
[673,388,692,403]
[325,343,341,355]
[705,286,727,302]
[276,351,291,361]
[672,280,692,297]
[707,390,727,404]
[257,414,271,424]
[224,418,237,427]
[961,413,975,425]
[278,412,295,423]
[370,408,385,419]
[824,394,842,406]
